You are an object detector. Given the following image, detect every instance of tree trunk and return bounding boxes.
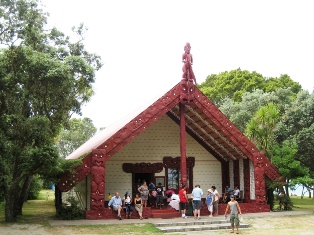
[306,186,311,198]
[55,186,63,213]
[4,183,21,222]
[284,184,289,198]
[17,176,33,215]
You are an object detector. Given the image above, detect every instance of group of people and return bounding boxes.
[108,183,242,233]
[187,184,242,234]
[223,185,241,203]
[108,191,144,220]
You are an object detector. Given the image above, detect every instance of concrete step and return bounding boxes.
[154,219,249,233]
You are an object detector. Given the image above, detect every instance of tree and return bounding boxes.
[55,117,97,158]
[0,0,102,222]
[220,88,295,133]
[296,124,314,174]
[272,140,308,197]
[245,103,280,158]
[198,68,301,106]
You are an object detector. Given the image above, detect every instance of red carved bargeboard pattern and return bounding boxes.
[180,80,195,104]
[56,154,92,192]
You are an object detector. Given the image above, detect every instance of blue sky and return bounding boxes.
[43,0,314,129]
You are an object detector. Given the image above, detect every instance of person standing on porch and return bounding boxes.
[179,184,188,218]
[206,189,214,217]
[211,185,220,216]
[224,195,242,234]
[191,184,203,220]
[138,181,149,207]
[155,182,164,209]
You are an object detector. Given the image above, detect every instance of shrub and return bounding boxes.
[56,196,83,220]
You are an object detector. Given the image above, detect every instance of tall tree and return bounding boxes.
[272,140,308,196]
[245,103,280,158]
[220,88,295,133]
[198,68,301,106]
[55,117,97,158]
[0,0,102,222]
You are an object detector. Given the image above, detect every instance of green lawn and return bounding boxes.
[290,195,314,211]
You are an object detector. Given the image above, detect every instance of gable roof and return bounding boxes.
[58,81,282,192]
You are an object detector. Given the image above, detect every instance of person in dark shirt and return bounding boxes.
[155,182,164,209]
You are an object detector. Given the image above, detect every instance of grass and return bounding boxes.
[290,195,314,211]
[0,191,313,234]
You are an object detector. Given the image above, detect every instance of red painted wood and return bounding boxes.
[180,103,187,186]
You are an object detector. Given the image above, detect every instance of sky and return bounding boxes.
[42,0,314,130]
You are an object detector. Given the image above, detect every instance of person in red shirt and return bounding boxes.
[179,184,188,218]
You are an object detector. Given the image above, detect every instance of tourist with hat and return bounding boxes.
[206,188,214,217]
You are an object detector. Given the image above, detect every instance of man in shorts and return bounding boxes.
[191,184,203,220]
[224,195,242,234]
[108,192,123,220]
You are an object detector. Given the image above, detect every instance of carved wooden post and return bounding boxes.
[180,103,187,186]
[253,152,267,205]
[87,149,106,219]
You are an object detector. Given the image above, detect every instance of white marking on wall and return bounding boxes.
[250,160,255,200]
[239,159,244,197]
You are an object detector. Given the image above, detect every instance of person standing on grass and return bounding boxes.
[224,195,242,234]
[191,184,203,220]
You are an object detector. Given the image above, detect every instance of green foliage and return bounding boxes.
[56,196,83,220]
[296,124,314,173]
[274,192,292,211]
[198,68,301,106]
[219,88,295,133]
[27,176,43,200]
[0,0,102,222]
[245,103,280,157]
[55,117,97,158]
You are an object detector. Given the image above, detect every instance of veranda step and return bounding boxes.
[154,220,249,233]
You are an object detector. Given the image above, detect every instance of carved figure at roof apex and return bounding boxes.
[180,42,196,104]
[182,42,196,84]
